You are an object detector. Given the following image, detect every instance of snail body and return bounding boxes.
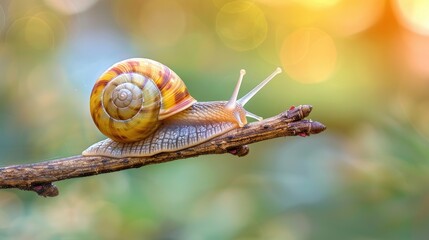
[83,58,281,158]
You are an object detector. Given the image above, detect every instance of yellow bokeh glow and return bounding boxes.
[6,16,55,53]
[25,17,55,50]
[280,28,337,84]
[216,0,267,51]
[394,0,429,36]
[298,0,340,9]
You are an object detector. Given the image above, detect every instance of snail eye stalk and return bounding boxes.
[237,67,282,107]
[225,69,246,111]
[226,67,282,121]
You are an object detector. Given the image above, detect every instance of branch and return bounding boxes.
[0,105,325,197]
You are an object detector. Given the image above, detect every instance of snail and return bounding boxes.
[82,58,282,158]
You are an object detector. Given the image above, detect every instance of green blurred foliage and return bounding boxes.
[1,0,429,239]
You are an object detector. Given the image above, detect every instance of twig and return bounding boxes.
[0,105,325,197]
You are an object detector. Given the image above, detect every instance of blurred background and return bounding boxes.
[1,0,429,239]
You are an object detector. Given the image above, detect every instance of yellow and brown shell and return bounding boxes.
[89,58,196,142]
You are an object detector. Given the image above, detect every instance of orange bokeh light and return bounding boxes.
[324,0,385,36]
[280,28,337,84]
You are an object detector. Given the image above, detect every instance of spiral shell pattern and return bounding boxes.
[90,58,196,142]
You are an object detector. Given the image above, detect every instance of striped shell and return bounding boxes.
[90,58,196,142]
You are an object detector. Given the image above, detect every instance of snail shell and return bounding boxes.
[90,58,196,142]
[83,58,282,157]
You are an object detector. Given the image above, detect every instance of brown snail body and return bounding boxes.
[83,58,281,158]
